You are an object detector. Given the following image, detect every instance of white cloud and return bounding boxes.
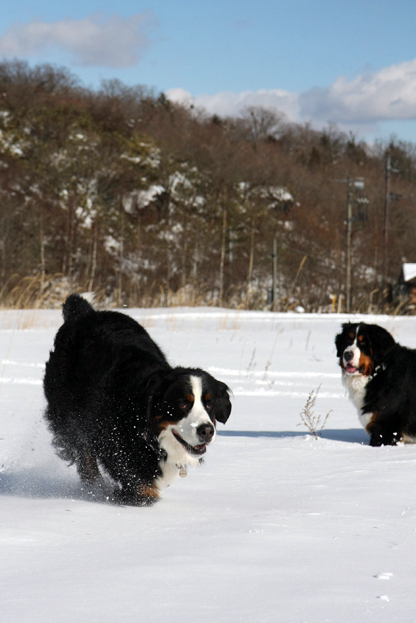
[167,87,300,122]
[299,59,416,122]
[0,12,155,68]
[166,88,195,108]
[167,58,416,136]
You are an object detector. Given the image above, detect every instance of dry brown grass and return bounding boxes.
[298,386,332,439]
[0,274,68,309]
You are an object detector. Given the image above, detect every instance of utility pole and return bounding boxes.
[383,154,391,285]
[345,179,353,313]
[271,237,277,310]
[342,177,365,313]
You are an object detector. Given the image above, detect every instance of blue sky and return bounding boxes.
[2,0,416,143]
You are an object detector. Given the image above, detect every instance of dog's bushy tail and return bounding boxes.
[62,294,94,323]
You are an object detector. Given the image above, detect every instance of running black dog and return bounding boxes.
[43,295,232,505]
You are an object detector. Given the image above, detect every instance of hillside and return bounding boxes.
[0,61,416,312]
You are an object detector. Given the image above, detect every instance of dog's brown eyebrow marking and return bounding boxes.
[358,335,364,342]
[186,394,194,403]
[205,393,211,401]
[349,332,354,339]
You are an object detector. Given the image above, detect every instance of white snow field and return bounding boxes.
[1,307,416,623]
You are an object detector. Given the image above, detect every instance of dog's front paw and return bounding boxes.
[113,484,160,507]
[369,432,396,447]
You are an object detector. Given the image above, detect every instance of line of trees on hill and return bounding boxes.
[0,60,415,311]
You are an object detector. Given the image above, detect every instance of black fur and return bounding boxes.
[43,294,231,505]
[336,322,416,446]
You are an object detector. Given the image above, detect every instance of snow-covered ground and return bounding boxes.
[1,307,416,623]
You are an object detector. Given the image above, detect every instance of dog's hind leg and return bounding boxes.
[75,448,104,487]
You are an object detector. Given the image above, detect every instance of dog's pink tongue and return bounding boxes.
[346,363,357,373]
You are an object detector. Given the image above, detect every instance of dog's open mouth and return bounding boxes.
[344,362,366,374]
[172,430,207,456]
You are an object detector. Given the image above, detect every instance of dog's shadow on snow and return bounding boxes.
[0,468,115,503]
[0,430,369,502]
[218,428,369,444]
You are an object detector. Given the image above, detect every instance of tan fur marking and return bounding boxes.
[205,393,212,401]
[186,394,195,403]
[137,483,160,500]
[365,412,378,433]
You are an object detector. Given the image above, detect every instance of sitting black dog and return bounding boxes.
[336,321,416,446]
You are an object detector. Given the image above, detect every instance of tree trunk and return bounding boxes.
[219,205,227,306]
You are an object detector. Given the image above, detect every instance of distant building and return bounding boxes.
[397,263,416,305]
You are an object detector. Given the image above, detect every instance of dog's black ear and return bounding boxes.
[335,331,344,357]
[335,323,352,357]
[145,372,165,427]
[215,380,232,424]
[367,324,396,364]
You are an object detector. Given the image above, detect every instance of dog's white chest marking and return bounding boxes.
[155,460,184,489]
[342,372,371,427]
[341,326,374,429]
[156,431,197,489]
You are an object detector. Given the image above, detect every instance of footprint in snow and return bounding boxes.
[374,572,394,580]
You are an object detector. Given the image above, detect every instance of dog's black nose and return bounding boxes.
[343,350,353,362]
[197,423,215,443]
